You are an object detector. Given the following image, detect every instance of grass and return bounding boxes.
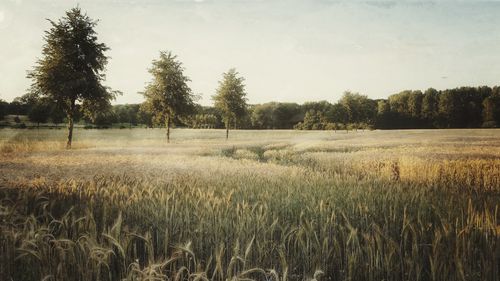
[0,128,499,281]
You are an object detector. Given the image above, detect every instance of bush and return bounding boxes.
[12,123,27,129]
[293,122,304,130]
[482,121,497,128]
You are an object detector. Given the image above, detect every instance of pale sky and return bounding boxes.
[1,0,500,105]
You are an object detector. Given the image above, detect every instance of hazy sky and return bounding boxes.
[1,0,500,105]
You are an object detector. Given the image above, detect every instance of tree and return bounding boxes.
[302,101,332,114]
[438,90,463,128]
[0,99,8,120]
[83,100,115,127]
[339,92,376,124]
[193,105,224,128]
[9,95,32,116]
[251,103,276,129]
[299,109,328,130]
[273,103,302,128]
[482,90,500,127]
[407,91,423,119]
[375,100,392,129]
[28,101,50,128]
[141,51,196,142]
[28,7,117,148]
[422,88,439,126]
[329,103,349,125]
[138,103,154,128]
[388,91,411,116]
[50,106,66,127]
[114,104,139,128]
[213,68,248,139]
[189,114,218,129]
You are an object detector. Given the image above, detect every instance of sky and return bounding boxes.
[0,0,500,105]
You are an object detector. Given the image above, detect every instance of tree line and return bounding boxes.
[3,86,500,130]
[0,7,499,148]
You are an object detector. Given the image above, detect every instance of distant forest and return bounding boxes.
[1,85,500,130]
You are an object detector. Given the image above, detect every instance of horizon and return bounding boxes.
[1,0,500,106]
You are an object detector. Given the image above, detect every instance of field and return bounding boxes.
[0,128,499,281]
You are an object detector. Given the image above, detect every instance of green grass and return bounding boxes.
[0,128,499,281]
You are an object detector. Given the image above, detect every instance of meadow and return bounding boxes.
[0,128,499,281]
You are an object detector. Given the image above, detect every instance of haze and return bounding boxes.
[1,0,499,105]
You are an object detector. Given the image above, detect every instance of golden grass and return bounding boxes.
[0,128,499,281]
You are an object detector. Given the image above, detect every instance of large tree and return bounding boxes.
[213,68,248,139]
[339,91,376,124]
[422,88,439,124]
[407,90,423,119]
[28,7,117,148]
[141,51,196,142]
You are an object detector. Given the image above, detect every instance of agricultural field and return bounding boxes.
[0,128,499,281]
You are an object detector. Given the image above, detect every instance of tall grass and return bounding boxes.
[0,129,499,280]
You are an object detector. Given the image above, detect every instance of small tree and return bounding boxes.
[212,68,248,139]
[28,101,50,128]
[28,7,117,148]
[141,51,196,142]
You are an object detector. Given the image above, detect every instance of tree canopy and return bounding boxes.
[141,51,196,142]
[212,68,248,139]
[28,7,117,148]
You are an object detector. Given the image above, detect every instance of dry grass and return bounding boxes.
[0,128,499,281]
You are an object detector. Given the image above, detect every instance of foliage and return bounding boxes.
[378,86,497,129]
[50,105,66,125]
[251,102,303,129]
[141,51,196,141]
[213,68,248,138]
[188,114,218,128]
[0,99,8,120]
[482,89,500,127]
[3,85,500,131]
[27,7,117,147]
[27,100,50,127]
[339,91,376,124]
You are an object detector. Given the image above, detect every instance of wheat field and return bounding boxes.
[0,128,499,281]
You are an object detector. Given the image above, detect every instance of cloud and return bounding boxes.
[364,1,398,9]
[0,11,4,23]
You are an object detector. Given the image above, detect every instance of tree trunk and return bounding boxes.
[166,116,171,143]
[66,117,74,149]
[226,125,229,140]
[66,99,76,149]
